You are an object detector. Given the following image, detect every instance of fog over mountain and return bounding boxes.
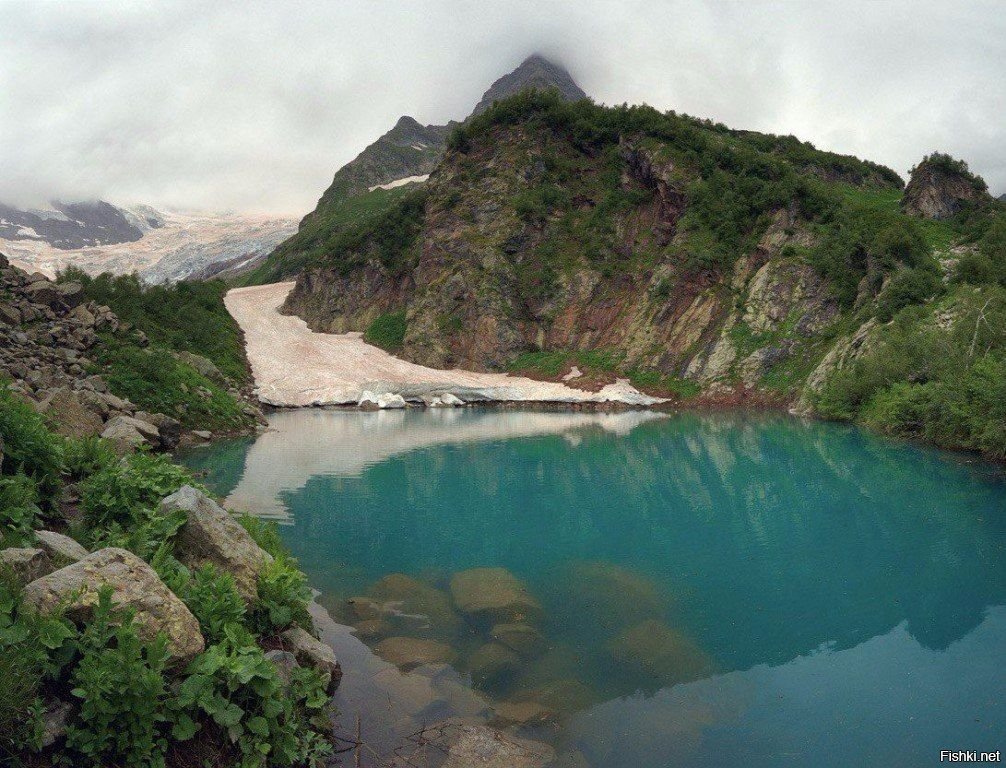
[1,0,1003,214]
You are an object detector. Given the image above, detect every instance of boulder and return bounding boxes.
[33,530,89,563]
[0,547,53,586]
[489,700,556,727]
[374,636,456,671]
[442,725,555,768]
[135,411,182,450]
[101,414,159,454]
[160,485,272,603]
[607,619,713,685]
[490,623,545,658]
[38,387,104,438]
[0,304,21,326]
[264,649,300,688]
[281,626,342,693]
[175,351,227,385]
[467,642,520,687]
[358,391,407,409]
[55,282,85,308]
[24,281,62,308]
[344,595,385,622]
[368,573,462,639]
[22,547,205,663]
[40,699,74,748]
[449,567,541,624]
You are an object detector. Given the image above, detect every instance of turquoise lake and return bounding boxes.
[182,408,1006,767]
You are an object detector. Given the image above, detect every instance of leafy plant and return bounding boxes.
[0,473,42,544]
[66,588,171,767]
[182,564,247,644]
[173,626,332,767]
[249,558,312,635]
[0,383,64,504]
[364,311,408,352]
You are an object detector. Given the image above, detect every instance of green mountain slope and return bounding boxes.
[278,91,1006,455]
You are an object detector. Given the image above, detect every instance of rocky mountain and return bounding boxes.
[0,206,296,283]
[901,153,991,219]
[468,54,586,118]
[0,200,155,250]
[280,91,918,408]
[235,56,589,284]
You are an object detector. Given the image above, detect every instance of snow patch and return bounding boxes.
[367,174,430,192]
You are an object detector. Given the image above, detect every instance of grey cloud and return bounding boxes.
[1,0,1003,215]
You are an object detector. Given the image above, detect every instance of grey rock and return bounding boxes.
[160,485,272,602]
[40,699,74,748]
[442,724,555,768]
[34,530,89,563]
[38,387,104,438]
[281,625,342,693]
[0,547,53,586]
[264,649,300,687]
[449,567,541,624]
[22,547,205,663]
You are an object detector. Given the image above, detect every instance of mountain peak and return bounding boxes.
[468,54,587,119]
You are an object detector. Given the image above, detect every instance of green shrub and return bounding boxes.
[0,570,76,757]
[59,269,249,384]
[63,436,118,480]
[66,588,171,767]
[0,384,64,504]
[238,514,287,559]
[90,336,248,431]
[182,565,247,644]
[173,626,332,766]
[0,473,42,544]
[364,311,407,352]
[250,558,312,635]
[876,265,943,321]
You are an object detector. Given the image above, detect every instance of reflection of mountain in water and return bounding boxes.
[185,409,1006,702]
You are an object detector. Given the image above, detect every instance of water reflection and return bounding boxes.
[183,409,1006,767]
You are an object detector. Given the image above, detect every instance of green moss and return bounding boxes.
[364,311,407,351]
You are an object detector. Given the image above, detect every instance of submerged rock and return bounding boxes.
[442,724,555,768]
[368,572,462,638]
[510,678,598,713]
[489,700,557,727]
[374,636,456,671]
[22,547,204,663]
[467,642,520,687]
[449,567,541,624]
[160,485,272,603]
[490,622,545,658]
[608,619,713,685]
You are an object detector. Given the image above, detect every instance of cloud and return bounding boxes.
[1,0,1003,214]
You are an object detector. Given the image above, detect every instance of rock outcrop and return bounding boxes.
[280,626,342,693]
[0,257,180,449]
[160,485,272,603]
[22,547,205,662]
[901,153,991,219]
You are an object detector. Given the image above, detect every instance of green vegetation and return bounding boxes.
[364,310,407,352]
[60,269,249,384]
[89,335,248,432]
[911,151,988,193]
[508,348,623,378]
[0,381,333,767]
[817,286,1006,458]
[239,185,419,285]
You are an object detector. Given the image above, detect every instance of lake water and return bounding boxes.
[181,408,1006,767]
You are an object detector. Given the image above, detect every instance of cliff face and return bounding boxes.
[280,97,902,403]
[901,154,990,219]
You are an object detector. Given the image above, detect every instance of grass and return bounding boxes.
[364,311,407,352]
[507,348,623,378]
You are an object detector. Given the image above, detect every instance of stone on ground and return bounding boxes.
[281,625,342,693]
[0,547,53,586]
[160,485,272,602]
[33,529,89,562]
[37,387,103,438]
[21,547,204,662]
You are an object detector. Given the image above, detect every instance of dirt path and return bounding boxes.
[225,282,663,408]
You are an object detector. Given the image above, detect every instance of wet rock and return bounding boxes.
[371,666,443,716]
[442,724,555,768]
[345,595,384,622]
[281,625,342,693]
[489,700,556,727]
[369,573,462,638]
[374,636,456,671]
[608,619,713,685]
[467,642,520,687]
[352,618,391,641]
[22,547,205,663]
[160,485,272,603]
[490,622,545,658]
[38,387,104,438]
[449,567,541,624]
[0,547,53,586]
[33,530,88,563]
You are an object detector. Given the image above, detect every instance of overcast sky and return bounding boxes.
[1,0,1003,215]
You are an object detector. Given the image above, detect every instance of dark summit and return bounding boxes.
[468,54,587,118]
